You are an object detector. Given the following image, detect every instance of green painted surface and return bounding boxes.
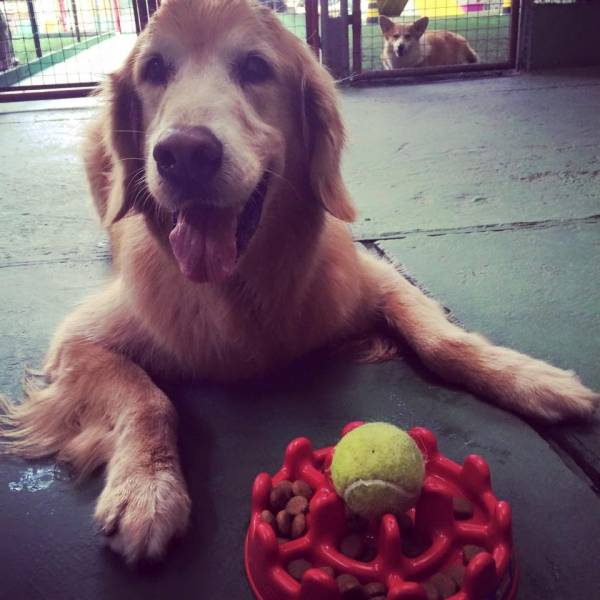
[341,70,600,240]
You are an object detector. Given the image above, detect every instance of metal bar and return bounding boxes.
[26,0,42,58]
[509,0,521,67]
[70,0,81,43]
[351,0,361,75]
[351,62,514,83]
[0,85,95,102]
[304,0,320,58]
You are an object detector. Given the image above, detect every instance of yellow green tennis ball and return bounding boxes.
[331,423,425,518]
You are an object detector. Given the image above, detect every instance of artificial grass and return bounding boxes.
[11,34,79,66]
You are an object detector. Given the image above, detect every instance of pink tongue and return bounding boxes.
[169,206,237,283]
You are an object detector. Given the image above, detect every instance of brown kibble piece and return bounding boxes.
[401,530,431,557]
[319,566,335,578]
[422,581,441,600]
[276,510,292,537]
[452,496,474,520]
[291,513,306,539]
[337,574,366,599]
[340,533,365,559]
[292,480,314,499]
[346,513,369,533]
[270,480,294,511]
[463,544,486,564]
[260,510,275,526]
[397,512,414,532]
[277,537,289,544]
[364,581,387,597]
[361,544,378,562]
[286,495,309,515]
[430,573,458,598]
[370,597,386,600]
[445,563,465,587]
[287,558,313,581]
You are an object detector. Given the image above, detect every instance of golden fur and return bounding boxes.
[1,0,597,564]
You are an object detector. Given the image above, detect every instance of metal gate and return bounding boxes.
[315,0,520,81]
[0,0,519,101]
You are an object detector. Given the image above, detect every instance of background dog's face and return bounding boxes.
[379,16,429,59]
[105,0,355,284]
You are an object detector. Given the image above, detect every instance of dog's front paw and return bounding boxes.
[95,468,191,564]
[514,362,599,423]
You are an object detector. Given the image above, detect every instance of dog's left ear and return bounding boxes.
[300,63,356,223]
[103,59,145,225]
[412,17,429,38]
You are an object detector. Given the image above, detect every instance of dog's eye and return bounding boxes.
[404,34,412,40]
[393,34,400,39]
[239,54,273,85]
[143,55,168,85]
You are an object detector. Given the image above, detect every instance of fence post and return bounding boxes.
[26,0,42,58]
[319,0,350,79]
[70,0,82,42]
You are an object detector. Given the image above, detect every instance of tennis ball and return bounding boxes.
[331,423,425,518]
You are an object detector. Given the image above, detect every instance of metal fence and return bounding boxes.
[0,0,519,99]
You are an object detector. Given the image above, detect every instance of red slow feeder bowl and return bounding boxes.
[245,422,518,600]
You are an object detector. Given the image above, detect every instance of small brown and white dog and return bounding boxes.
[380,15,479,70]
[0,0,596,565]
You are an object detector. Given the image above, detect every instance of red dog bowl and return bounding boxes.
[245,422,518,600]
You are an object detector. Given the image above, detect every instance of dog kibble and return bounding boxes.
[397,512,414,532]
[444,563,465,587]
[270,480,294,511]
[463,544,486,564]
[260,510,275,527]
[429,573,457,598]
[336,574,366,599]
[286,495,309,515]
[401,529,431,558]
[277,537,289,544]
[287,558,313,581]
[276,509,292,537]
[346,513,369,533]
[452,496,474,520]
[319,566,335,578]
[292,479,313,499]
[422,581,441,600]
[291,513,306,539]
[340,533,365,559]
[361,544,378,562]
[364,581,387,597]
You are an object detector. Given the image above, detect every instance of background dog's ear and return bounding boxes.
[301,64,356,223]
[379,15,394,34]
[412,16,429,38]
[102,60,145,225]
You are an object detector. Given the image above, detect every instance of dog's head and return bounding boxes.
[102,0,355,284]
[379,16,428,58]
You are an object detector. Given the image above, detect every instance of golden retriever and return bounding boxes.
[1,0,597,564]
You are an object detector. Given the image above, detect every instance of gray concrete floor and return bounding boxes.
[0,69,599,599]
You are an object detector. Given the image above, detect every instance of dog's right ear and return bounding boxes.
[379,15,394,35]
[102,59,145,225]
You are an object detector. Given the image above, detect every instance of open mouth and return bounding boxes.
[168,172,269,284]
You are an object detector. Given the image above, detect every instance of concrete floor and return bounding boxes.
[0,69,599,599]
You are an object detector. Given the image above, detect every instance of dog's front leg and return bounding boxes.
[1,335,190,563]
[365,255,599,422]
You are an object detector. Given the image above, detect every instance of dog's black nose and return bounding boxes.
[396,44,405,56]
[153,126,223,189]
